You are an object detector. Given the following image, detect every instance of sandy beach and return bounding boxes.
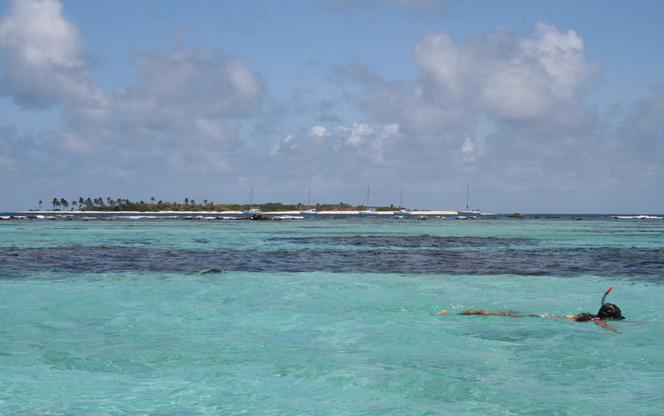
[23,210,460,216]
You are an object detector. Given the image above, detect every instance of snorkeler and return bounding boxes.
[438,287,625,332]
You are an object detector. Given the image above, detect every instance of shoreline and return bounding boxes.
[19,209,460,216]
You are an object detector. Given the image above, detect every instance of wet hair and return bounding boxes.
[596,303,625,320]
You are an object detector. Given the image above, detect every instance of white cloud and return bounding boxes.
[344,123,373,145]
[68,48,265,151]
[0,0,265,176]
[270,122,401,167]
[0,2,661,213]
[337,122,400,163]
[310,125,327,137]
[0,0,97,108]
[461,137,474,153]
[414,32,465,97]
[327,22,663,204]
[414,23,593,122]
[523,23,586,96]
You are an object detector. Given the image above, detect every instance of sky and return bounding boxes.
[0,0,663,213]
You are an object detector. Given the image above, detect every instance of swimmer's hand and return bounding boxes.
[437,310,450,315]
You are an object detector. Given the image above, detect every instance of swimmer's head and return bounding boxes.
[596,303,625,320]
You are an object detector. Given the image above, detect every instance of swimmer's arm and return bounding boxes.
[533,314,563,320]
[593,319,620,333]
[436,309,490,315]
[456,309,521,316]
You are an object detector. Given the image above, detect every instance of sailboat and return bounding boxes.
[300,188,317,215]
[358,186,377,215]
[457,184,494,218]
[394,187,410,217]
[457,184,480,217]
[243,188,262,216]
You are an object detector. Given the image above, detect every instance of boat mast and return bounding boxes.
[399,187,403,209]
[465,183,469,210]
[307,187,311,208]
[249,188,254,210]
[366,186,371,208]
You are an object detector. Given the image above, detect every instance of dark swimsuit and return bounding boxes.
[572,312,594,322]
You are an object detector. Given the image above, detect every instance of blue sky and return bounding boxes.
[0,0,663,212]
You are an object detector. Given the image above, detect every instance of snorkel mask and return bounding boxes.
[598,287,625,320]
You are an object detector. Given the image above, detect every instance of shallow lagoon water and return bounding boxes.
[1,218,663,415]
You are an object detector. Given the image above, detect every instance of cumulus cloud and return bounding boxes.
[319,22,664,210]
[0,0,98,108]
[331,24,601,172]
[310,125,327,137]
[413,23,595,122]
[461,137,474,153]
[331,22,598,166]
[67,48,264,154]
[126,50,262,120]
[0,0,265,178]
[332,22,599,174]
[268,122,402,180]
[0,1,661,212]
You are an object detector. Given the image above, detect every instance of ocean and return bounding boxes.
[1,217,663,415]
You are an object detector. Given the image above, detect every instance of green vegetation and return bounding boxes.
[43,197,404,212]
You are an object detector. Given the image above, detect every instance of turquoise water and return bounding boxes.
[1,219,663,415]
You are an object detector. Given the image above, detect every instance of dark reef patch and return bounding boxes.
[1,244,662,279]
[272,234,535,249]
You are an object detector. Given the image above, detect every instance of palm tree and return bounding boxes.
[52,198,58,210]
[60,198,69,210]
[38,200,43,210]
[72,200,78,211]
